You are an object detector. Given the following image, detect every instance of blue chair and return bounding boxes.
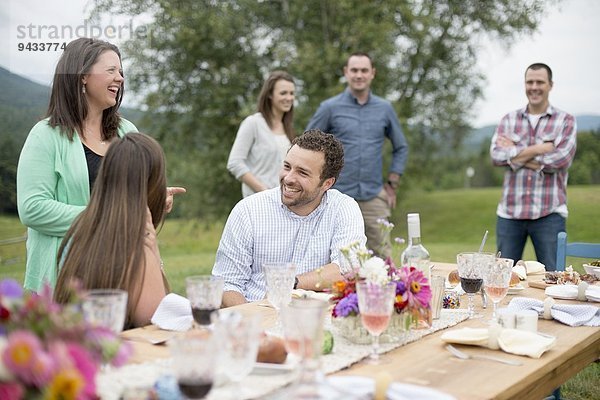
[556,231,600,271]
[546,231,600,400]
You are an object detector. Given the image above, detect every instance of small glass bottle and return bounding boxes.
[400,213,431,282]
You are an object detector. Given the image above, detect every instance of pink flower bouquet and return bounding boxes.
[0,279,132,400]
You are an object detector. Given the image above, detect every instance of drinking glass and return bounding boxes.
[170,333,217,399]
[356,281,396,363]
[456,252,494,319]
[212,310,262,395]
[273,298,351,399]
[483,257,515,323]
[186,275,224,329]
[263,263,296,332]
[82,289,128,333]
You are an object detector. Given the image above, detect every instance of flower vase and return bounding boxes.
[331,313,412,344]
[403,303,432,330]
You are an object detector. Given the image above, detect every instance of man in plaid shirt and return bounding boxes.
[490,63,577,270]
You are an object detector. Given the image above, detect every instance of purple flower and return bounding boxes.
[0,279,23,299]
[333,293,359,317]
[395,280,407,295]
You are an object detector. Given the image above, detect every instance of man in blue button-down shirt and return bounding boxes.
[306,52,408,256]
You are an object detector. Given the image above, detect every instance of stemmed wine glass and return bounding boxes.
[483,257,515,323]
[170,333,217,399]
[263,263,296,332]
[272,298,352,399]
[456,252,494,319]
[356,281,396,363]
[212,310,262,396]
[186,275,224,329]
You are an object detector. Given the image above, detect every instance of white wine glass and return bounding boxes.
[483,257,514,323]
[263,263,296,332]
[212,310,261,396]
[82,289,128,333]
[356,281,396,363]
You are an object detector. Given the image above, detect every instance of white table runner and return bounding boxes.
[97,309,469,399]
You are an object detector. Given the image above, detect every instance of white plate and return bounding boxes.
[583,264,600,278]
[544,284,578,300]
[585,286,600,302]
[327,376,456,400]
[252,360,296,374]
[507,284,525,295]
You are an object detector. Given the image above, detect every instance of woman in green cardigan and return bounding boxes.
[16,38,140,292]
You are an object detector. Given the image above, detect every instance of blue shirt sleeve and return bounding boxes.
[385,104,408,175]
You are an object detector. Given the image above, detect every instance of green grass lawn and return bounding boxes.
[1,185,599,399]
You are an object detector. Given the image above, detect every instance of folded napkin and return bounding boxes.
[441,325,555,358]
[291,289,332,302]
[513,260,546,280]
[151,293,193,331]
[507,297,600,327]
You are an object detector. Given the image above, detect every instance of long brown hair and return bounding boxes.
[257,70,295,142]
[54,133,168,325]
[46,37,124,141]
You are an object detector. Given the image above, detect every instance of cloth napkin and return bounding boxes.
[507,297,600,327]
[291,289,332,302]
[150,293,193,331]
[441,326,556,358]
[513,260,546,280]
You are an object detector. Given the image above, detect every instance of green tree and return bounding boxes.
[92,0,556,219]
[569,130,600,185]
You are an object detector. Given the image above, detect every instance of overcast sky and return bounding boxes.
[2,0,599,127]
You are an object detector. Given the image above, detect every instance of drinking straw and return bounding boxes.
[478,230,489,253]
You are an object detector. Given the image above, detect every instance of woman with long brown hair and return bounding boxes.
[227,71,296,197]
[54,133,169,328]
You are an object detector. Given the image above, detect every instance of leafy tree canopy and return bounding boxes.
[91,0,556,219]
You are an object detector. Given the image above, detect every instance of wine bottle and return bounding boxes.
[400,213,431,281]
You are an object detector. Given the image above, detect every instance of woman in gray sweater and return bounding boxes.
[227,71,296,198]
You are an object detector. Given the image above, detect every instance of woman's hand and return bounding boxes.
[165,186,186,213]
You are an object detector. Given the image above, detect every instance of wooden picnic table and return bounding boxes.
[121,262,600,399]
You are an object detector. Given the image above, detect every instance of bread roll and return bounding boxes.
[256,335,287,364]
[448,270,460,286]
[509,271,521,287]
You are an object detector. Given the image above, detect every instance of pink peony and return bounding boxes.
[65,342,98,399]
[2,330,43,385]
[404,267,432,308]
[0,381,25,400]
[30,350,57,387]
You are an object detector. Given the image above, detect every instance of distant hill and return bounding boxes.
[464,114,600,154]
[1,65,598,149]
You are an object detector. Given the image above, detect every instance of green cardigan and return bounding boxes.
[17,118,138,292]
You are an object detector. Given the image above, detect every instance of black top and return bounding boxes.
[82,143,103,192]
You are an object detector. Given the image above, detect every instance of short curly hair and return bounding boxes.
[292,129,344,183]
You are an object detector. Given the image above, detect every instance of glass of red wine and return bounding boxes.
[186,275,224,329]
[483,257,515,323]
[170,333,216,399]
[356,281,397,363]
[456,252,494,319]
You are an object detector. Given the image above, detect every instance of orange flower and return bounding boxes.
[334,281,346,293]
[44,368,84,400]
